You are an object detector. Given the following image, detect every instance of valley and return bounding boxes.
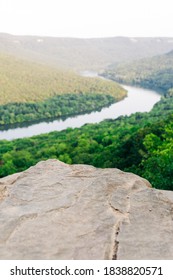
[2,0,173,262]
[0,34,173,192]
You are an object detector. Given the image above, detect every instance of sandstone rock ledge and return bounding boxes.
[0,159,173,260]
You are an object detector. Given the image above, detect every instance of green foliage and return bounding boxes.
[0,96,173,191]
[139,118,173,190]
[0,93,115,127]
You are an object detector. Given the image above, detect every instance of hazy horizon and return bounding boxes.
[0,0,173,38]
[2,32,173,40]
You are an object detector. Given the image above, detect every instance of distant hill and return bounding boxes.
[167,49,173,56]
[0,53,126,105]
[102,50,173,94]
[1,33,173,70]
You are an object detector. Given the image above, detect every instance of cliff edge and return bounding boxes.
[0,159,173,259]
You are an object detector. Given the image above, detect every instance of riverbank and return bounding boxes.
[0,84,161,140]
[0,93,118,129]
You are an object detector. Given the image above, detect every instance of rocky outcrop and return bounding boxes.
[0,159,173,260]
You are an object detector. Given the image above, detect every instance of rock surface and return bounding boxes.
[0,159,173,260]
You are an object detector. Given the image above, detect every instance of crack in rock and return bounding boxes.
[108,201,125,260]
[112,223,120,260]
[108,189,132,260]
[109,203,125,215]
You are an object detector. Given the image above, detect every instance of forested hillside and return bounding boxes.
[0,95,172,191]
[102,50,173,94]
[0,53,127,126]
[0,93,115,127]
[0,53,125,105]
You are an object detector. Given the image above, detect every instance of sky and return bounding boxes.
[0,0,173,38]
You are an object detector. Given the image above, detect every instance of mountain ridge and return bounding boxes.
[1,33,173,70]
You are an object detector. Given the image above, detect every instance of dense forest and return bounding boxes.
[0,95,172,191]
[102,50,173,94]
[0,53,126,105]
[0,93,115,127]
[0,53,126,126]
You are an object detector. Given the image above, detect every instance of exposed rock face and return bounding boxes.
[0,159,173,260]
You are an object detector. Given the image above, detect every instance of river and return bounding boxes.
[0,78,161,140]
